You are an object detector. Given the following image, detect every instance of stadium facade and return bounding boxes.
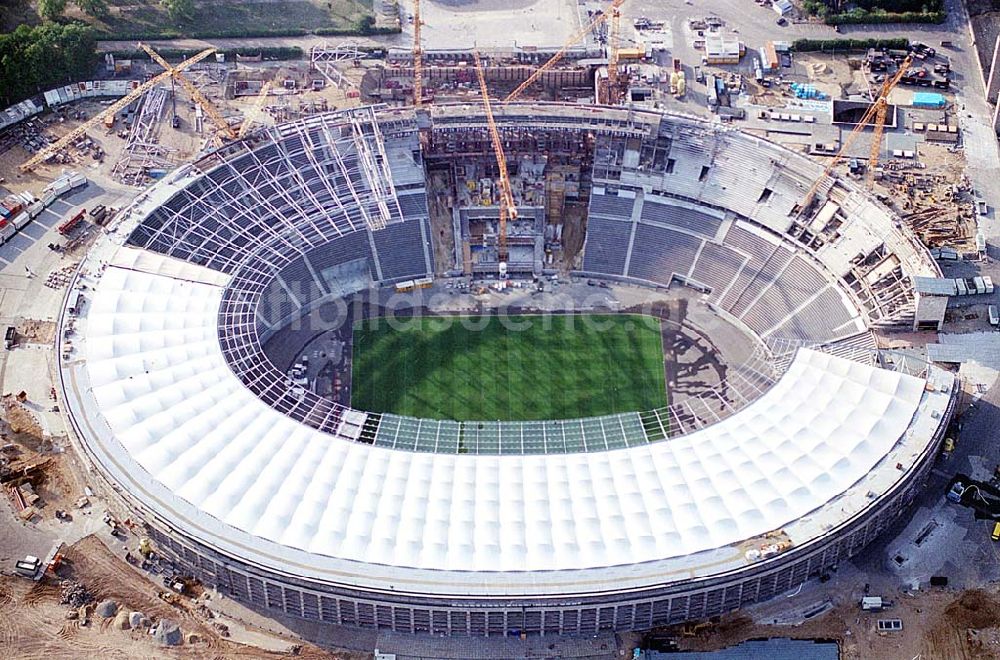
[58,103,957,636]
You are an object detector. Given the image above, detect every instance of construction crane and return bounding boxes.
[604,1,622,104]
[796,54,912,214]
[864,57,912,189]
[237,81,273,139]
[413,0,424,106]
[138,43,238,141]
[503,0,625,104]
[19,48,215,172]
[473,51,516,266]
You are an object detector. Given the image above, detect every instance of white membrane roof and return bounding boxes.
[77,265,930,573]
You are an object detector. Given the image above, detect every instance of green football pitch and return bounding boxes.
[350,314,668,421]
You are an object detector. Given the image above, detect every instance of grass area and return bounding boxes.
[351,314,668,421]
[67,0,374,39]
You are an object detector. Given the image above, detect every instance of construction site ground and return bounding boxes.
[0,535,365,659]
[666,585,1000,659]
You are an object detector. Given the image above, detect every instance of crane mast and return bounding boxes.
[139,43,238,141]
[473,51,516,266]
[795,54,912,215]
[19,48,215,172]
[413,0,423,106]
[237,81,273,139]
[863,59,911,189]
[605,2,622,104]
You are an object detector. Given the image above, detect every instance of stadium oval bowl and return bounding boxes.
[59,103,957,636]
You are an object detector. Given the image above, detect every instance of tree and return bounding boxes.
[356,14,375,34]
[162,0,194,22]
[37,0,67,20]
[74,0,109,18]
[0,23,98,106]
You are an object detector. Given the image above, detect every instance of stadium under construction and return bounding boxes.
[57,102,957,637]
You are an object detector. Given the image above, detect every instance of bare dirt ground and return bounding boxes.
[665,586,1000,660]
[0,535,363,659]
[14,320,56,347]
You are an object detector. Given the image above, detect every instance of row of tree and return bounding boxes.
[0,23,99,107]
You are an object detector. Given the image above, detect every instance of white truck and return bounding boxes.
[861,596,892,611]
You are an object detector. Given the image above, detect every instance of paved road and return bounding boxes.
[0,185,105,268]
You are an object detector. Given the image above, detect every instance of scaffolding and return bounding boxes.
[110,86,174,187]
[349,106,403,231]
[310,43,362,89]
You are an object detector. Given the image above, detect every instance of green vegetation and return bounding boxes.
[74,0,381,40]
[792,37,910,52]
[38,0,68,21]
[3,0,389,40]
[802,0,945,23]
[824,9,945,24]
[351,314,669,422]
[0,23,99,106]
[106,45,308,61]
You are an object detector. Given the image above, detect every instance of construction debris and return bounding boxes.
[153,618,182,646]
[59,580,93,608]
[44,263,78,290]
[112,609,131,629]
[96,599,118,618]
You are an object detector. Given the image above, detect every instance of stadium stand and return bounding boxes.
[689,241,746,296]
[589,191,636,218]
[371,216,431,282]
[641,199,723,237]
[627,224,702,286]
[768,286,855,341]
[581,215,632,276]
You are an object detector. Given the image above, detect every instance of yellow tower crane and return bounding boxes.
[864,57,912,189]
[19,48,216,172]
[473,51,517,265]
[605,1,622,104]
[138,43,238,141]
[413,0,424,106]
[796,54,912,216]
[503,0,625,104]
[237,81,273,139]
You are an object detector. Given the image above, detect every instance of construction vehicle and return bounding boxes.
[19,48,215,172]
[861,596,892,611]
[472,51,516,266]
[14,555,41,579]
[138,43,238,141]
[794,54,912,217]
[503,0,625,104]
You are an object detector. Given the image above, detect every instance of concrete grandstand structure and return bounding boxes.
[57,103,958,637]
